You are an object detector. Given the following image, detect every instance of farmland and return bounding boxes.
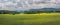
[0,13,60,25]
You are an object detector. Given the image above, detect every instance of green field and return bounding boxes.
[0,13,60,25]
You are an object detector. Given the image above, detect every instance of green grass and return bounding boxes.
[0,13,60,25]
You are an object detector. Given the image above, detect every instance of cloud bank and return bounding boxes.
[0,0,60,11]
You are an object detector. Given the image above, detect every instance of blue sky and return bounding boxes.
[0,0,60,11]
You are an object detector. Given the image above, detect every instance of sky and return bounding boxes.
[0,0,60,11]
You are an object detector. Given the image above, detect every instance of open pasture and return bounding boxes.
[0,13,60,25]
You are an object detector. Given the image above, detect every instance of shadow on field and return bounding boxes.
[12,21,60,25]
[40,21,60,25]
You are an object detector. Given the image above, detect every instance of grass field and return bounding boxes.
[0,13,60,25]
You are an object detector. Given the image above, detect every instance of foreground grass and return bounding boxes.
[0,13,60,25]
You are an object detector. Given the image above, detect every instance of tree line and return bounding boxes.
[0,10,60,15]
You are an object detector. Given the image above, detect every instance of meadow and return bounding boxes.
[0,13,60,25]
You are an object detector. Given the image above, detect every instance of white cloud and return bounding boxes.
[0,0,60,11]
[26,0,56,8]
[3,0,8,1]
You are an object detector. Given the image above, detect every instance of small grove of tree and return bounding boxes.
[24,10,60,14]
[24,10,38,14]
[0,10,21,15]
[0,10,10,14]
[0,10,60,14]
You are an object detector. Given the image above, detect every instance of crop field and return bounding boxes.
[0,13,60,25]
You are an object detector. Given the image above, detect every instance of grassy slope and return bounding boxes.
[0,13,60,25]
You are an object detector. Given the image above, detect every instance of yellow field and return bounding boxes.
[0,13,60,25]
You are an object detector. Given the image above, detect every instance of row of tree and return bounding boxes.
[0,10,20,15]
[24,10,60,14]
[0,10,60,15]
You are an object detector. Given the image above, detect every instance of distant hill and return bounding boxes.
[30,8,60,11]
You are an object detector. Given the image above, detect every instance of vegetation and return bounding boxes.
[24,10,60,14]
[0,8,60,25]
[0,9,60,14]
[0,10,21,15]
[0,13,60,25]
